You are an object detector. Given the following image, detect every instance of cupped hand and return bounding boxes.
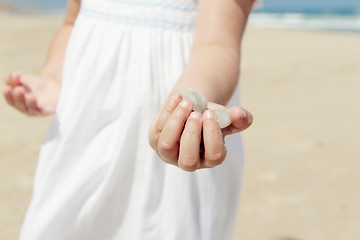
[148,92,253,172]
[3,72,61,116]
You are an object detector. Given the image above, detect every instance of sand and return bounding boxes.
[0,12,359,240]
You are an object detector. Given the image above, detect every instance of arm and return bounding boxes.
[40,0,81,82]
[149,0,254,171]
[173,0,254,105]
[3,0,81,115]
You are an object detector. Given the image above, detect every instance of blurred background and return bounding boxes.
[0,0,359,239]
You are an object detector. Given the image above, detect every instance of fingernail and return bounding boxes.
[171,92,182,102]
[189,111,202,120]
[240,108,247,119]
[204,110,216,120]
[181,100,192,109]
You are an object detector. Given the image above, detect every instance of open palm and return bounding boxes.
[3,72,60,116]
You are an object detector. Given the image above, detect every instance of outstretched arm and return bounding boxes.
[3,0,81,116]
[174,0,254,104]
[149,0,255,171]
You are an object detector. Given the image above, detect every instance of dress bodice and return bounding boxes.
[80,0,198,31]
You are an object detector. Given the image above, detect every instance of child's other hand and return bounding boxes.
[3,72,60,116]
[148,92,253,172]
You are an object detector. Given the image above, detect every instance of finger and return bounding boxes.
[178,111,202,171]
[13,86,27,113]
[148,92,182,150]
[155,92,183,132]
[3,85,15,106]
[221,106,253,136]
[18,74,37,92]
[25,93,39,116]
[157,99,193,165]
[202,110,227,168]
[5,72,21,87]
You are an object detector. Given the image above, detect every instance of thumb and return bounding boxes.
[221,106,253,136]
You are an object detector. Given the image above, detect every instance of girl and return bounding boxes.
[3,0,260,239]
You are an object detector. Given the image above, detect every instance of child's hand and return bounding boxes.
[148,92,253,172]
[2,72,60,116]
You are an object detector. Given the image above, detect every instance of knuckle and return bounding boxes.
[206,150,226,166]
[205,127,219,136]
[179,159,198,172]
[158,139,173,153]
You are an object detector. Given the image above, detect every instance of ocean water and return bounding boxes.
[250,1,360,33]
[7,0,67,10]
[249,13,360,33]
[3,0,360,33]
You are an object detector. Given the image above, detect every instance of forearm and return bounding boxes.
[172,0,253,106]
[40,0,80,82]
[40,23,74,82]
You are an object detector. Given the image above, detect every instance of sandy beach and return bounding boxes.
[0,12,359,240]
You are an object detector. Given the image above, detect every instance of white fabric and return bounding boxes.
[20,0,260,239]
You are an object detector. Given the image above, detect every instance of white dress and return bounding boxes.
[20,0,261,239]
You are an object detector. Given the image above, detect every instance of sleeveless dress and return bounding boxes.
[20,0,262,239]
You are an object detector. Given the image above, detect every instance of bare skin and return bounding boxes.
[3,0,254,172]
[148,0,255,171]
[3,72,60,116]
[2,0,80,116]
[149,93,253,171]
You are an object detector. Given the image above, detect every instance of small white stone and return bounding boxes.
[214,109,231,129]
[176,87,232,129]
[176,87,207,114]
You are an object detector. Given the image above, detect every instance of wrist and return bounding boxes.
[40,66,62,82]
[174,50,240,105]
